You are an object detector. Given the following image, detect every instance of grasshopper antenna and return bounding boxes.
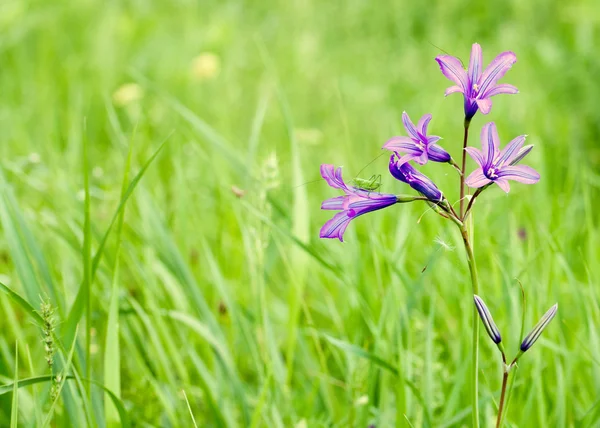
[353,151,386,180]
[428,41,463,66]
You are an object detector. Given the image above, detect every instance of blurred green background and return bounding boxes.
[0,0,599,426]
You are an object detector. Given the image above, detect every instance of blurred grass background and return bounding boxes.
[0,0,599,426]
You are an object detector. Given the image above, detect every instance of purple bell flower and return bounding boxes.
[465,122,540,193]
[436,43,518,120]
[319,164,398,242]
[383,111,450,166]
[389,155,444,202]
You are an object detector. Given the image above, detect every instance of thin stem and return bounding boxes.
[500,364,519,427]
[496,371,510,428]
[463,187,484,221]
[459,119,471,217]
[460,224,480,428]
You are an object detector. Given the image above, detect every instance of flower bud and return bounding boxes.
[473,295,502,344]
[520,303,558,352]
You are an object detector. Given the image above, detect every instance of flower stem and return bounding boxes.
[496,370,510,428]
[460,225,480,428]
[459,118,471,217]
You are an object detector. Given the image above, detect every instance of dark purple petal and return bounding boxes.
[320,164,348,191]
[389,155,443,201]
[417,114,432,135]
[484,83,519,98]
[435,55,468,92]
[320,211,353,241]
[465,168,492,188]
[346,193,398,209]
[494,178,511,193]
[496,165,540,184]
[427,144,451,163]
[465,147,486,168]
[496,135,526,167]
[445,85,463,96]
[477,51,517,96]
[321,196,345,210]
[383,136,421,155]
[464,99,479,120]
[480,122,499,167]
[468,44,483,90]
[402,111,421,141]
[476,98,492,115]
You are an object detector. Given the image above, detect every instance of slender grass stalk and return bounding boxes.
[459,119,471,217]
[460,224,480,428]
[82,119,92,400]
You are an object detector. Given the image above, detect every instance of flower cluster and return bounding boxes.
[319,43,539,241]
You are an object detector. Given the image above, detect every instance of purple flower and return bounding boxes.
[383,112,450,166]
[389,155,443,202]
[435,43,518,120]
[520,304,558,352]
[319,164,397,242]
[464,122,539,193]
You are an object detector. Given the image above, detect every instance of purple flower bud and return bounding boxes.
[509,144,534,166]
[473,295,502,344]
[520,304,558,352]
[389,155,443,202]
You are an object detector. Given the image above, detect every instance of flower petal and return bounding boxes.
[393,153,417,168]
[496,165,540,184]
[320,164,347,191]
[465,168,492,188]
[496,135,526,167]
[320,211,352,241]
[478,51,517,96]
[476,98,492,115]
[390,158,443,201]
[321,195,345,210]
[427,144,451,163]
[465,147,485,167]
[413,151,429,165]
[510,144,534,166]
[417,114,432,135]
[445,85,464,96]
[426,135,441,145]
[435,55,468,92]
[480,122,499,167]
[484,83,519,98]
[402,111,421,141]
[383,136,421,155]
[468,43,483,89]
[494,178,511,193]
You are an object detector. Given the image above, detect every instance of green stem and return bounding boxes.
[459,119,471,217]
[461,225,480,428]
[496,370,509,428]
[500,364,518,427]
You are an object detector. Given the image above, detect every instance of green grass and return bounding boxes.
[0,0,599,426]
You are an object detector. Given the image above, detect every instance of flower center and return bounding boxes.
[487,167,498,179]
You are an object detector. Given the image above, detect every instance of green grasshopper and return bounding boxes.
[350,174,382,192]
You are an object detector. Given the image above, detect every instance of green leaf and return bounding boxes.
[0,376,130,428]
[62,134,170,346]
[10,342,18,428]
